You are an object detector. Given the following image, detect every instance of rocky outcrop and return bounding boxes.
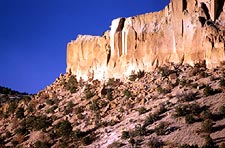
[67,0,225,80]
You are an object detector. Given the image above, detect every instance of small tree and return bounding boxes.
[121,131,130,140]
[137,106,147,115]
[203,85,215,97]
[202,135,217,148]
[8,101,18,113]
[65,75,78,93]
[155,122,168,136]
[201,120,213,133]
[55,120,73,137]
[16,107,25,119]
[106,88,113,101]
[123,89,131,99]
[64,101,75,114]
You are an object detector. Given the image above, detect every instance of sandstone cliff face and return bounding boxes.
[67,0,225,80]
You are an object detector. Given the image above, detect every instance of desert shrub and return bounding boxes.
[26,115,52,130]
[55,120,73,137]
[131,124,147,137]
[81,135,95,146]
[75,106,84,114]
[106,88,113,101]
[200,110,213,120]
[107,78,115,86]
[123,89,131,99]
[180,79,187,87]
[190,103,204,115]
[157,86,170,94]
[137,106,147,115]
[185,114,196,124]
[21,95,31,104]
[0,95,9,105]
[11,140,19,147]
[38,104,45,110]
[54,98,60,104]
[179,144,199,148]
[192,83,199,89]
[85,91,95,99]
[118,107,124,112]
[67,101,75,108]
[179,91,197,102]
[203,85,215,96]
[73,129,85,140]
[0,136,5,146]
[107,120,118,126]
[158,104,167,114]
[202,135,218,148]
[143,113,159,127]
[84,85,95,99]
[5,130,12,139]
[16,107,25,119]
[46,98,54,105]
[129,71,138,81]
[194,61,206,68]
[77,113,85,120]
[137,70,145,78]
[51,115,58,121]
[27,104,34,113]
[65,75,78,93]
[8,101,18,113]
[89,99,100,111]
[64,101,75,114]
[0,86,26,95]
[154,122,168,136]
[147,137,164,148]
[14,126,29,135]
[129,70,145,81]
[219,78,225,87]
[46,105,57,114]
[174,103,203,118]
[174,105,189,117]
[158,66,173,77]
[201,119,213,133]
[128,138,136,146]
[219,106,225,115]
[121,131,130,140]
[199,71,208,78]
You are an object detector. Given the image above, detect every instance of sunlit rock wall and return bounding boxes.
[67,0,225,80]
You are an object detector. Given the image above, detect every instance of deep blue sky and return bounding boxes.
[0,0,170,94]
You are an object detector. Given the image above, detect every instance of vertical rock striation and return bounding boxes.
[67,0,225,80]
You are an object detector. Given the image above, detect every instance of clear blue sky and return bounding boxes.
[0,0,170,94]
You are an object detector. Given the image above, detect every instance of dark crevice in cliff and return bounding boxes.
[106,48,111,66]
[199,17,206,26]
[182,19,184,36]
[216,0,225,20]
[182,0,187,11]
[116,18,126,32]
[201,2,211,20]
[116,18,126,57]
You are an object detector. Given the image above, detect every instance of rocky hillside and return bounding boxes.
[1,62,225,147]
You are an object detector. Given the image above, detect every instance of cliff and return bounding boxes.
[67,0,225,80]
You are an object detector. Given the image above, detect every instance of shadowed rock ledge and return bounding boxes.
[67,0,225,80]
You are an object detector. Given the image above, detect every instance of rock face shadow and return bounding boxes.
[216,0,225,20]
[212,124,225,133]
